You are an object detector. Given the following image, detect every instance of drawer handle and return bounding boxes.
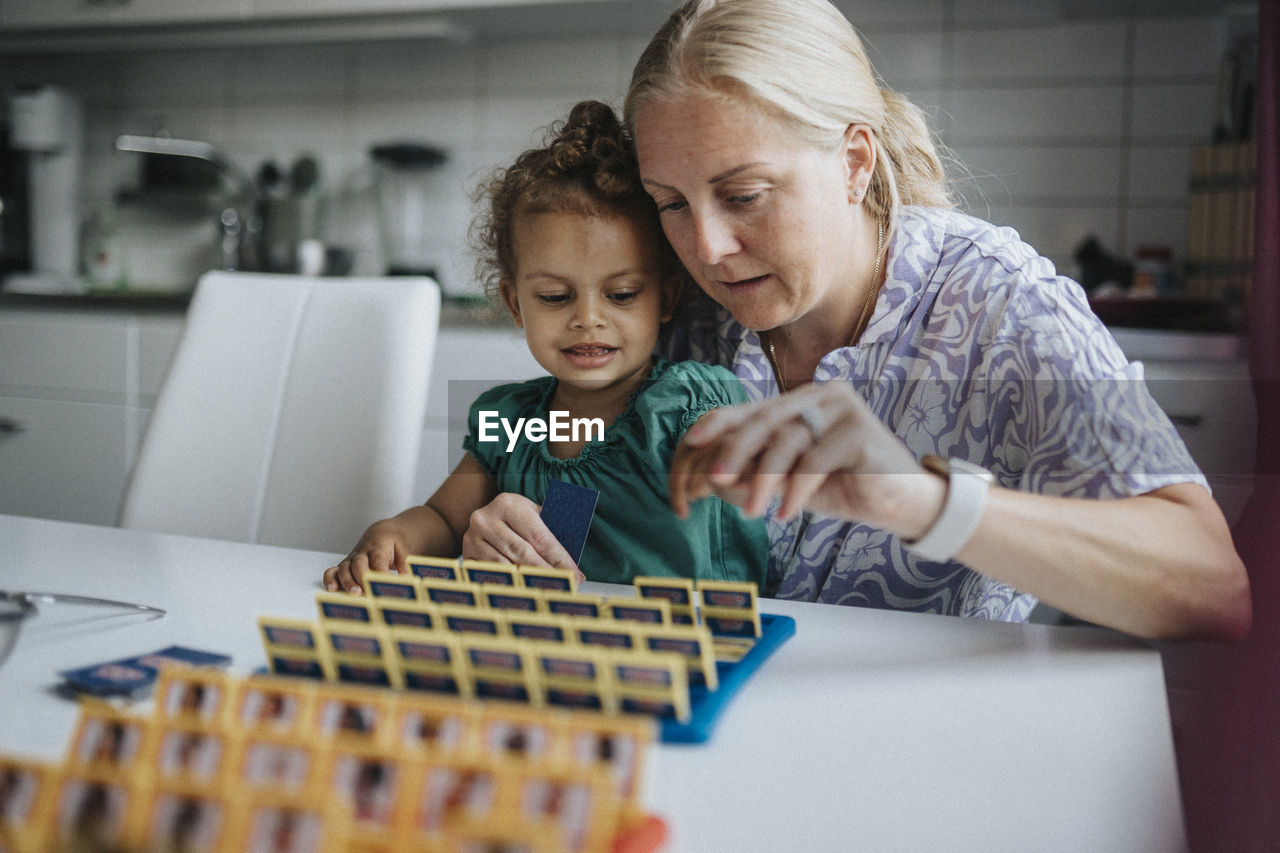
[1167,414,1203,428]
[0,417,28,436]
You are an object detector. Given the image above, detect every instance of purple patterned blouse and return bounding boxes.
[660,205,1204,621]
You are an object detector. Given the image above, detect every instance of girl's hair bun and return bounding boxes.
[545,100,640,200]
[472,99,680,301]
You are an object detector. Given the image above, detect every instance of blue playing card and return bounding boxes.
[59,645,232,698]
[540,478,600,566]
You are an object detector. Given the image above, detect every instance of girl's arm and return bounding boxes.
[323,453,498,594]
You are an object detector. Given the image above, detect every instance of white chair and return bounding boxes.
[119,271,440,554]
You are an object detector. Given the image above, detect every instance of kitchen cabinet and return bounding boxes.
[0,305,183,526]
[0,300,541,529]
[0,396,132,524]
[1141,357,1255,524]
[250,0,591,18]
[0,0,622,31]
[250,0,436,18]
[0,0,248,30]
[1112,328,1256,525]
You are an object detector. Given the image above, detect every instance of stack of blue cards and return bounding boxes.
[59,645,231,698]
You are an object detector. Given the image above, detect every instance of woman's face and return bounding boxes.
[634,92,865,333]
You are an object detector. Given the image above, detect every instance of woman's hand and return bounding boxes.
[462,492,584,581]
[670,382,944,538]
[323,516,416,595]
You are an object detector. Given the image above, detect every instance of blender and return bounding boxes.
[369,142,447,281]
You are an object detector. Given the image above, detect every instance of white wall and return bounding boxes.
[0,0,1256,293]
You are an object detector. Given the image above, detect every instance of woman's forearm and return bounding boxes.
[674,384,1251,641]
[957,482,1251,642]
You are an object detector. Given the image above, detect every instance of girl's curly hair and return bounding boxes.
[472,99,682,301]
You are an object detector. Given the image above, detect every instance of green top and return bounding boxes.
[463,357,768,587]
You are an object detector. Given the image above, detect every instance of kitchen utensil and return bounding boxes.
[258,154,325,273]
[290,155,319,196]
[370,142,447,279]
[0,590,165,669]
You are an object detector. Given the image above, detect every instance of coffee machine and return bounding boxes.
[3,85,83,293]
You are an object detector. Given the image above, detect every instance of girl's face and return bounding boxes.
[502,211,670,397]
[633,92,870,333]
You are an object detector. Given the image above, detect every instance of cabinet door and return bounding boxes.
[249,0,617,19]
[0,0,246,30]
[1142,358,1256,525]
[0,309,129,526]
[0,396,130,525]
[250,0,437,16]
[0,307,182,526]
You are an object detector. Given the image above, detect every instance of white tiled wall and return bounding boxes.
[0,0,1256,293]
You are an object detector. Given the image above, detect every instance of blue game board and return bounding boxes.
[660,612,796,744]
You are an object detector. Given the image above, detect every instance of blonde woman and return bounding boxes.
[466,0,1249,642]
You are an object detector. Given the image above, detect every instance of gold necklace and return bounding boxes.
[764,219,884,393]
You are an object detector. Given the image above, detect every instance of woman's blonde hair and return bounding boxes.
[624,0,953,235]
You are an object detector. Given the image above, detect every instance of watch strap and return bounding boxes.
[905,455,993,562]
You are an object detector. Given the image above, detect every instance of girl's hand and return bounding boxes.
[462,492,584,581]
[670,382,944,538]
[323,517,412,595]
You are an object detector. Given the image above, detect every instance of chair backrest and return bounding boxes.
[119,271,440,553]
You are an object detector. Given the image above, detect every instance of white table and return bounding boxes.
[0,514,1186,852]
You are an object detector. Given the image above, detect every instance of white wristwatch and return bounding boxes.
[904,455,994,562]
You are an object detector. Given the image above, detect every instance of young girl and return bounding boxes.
[323,100,766,594]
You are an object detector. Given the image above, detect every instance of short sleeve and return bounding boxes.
[632,360,749,460]
[983,280,1205,498]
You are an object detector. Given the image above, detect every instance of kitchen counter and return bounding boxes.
[0,289,191,312]
[2,287,1253,344]
[0,288,513,328]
